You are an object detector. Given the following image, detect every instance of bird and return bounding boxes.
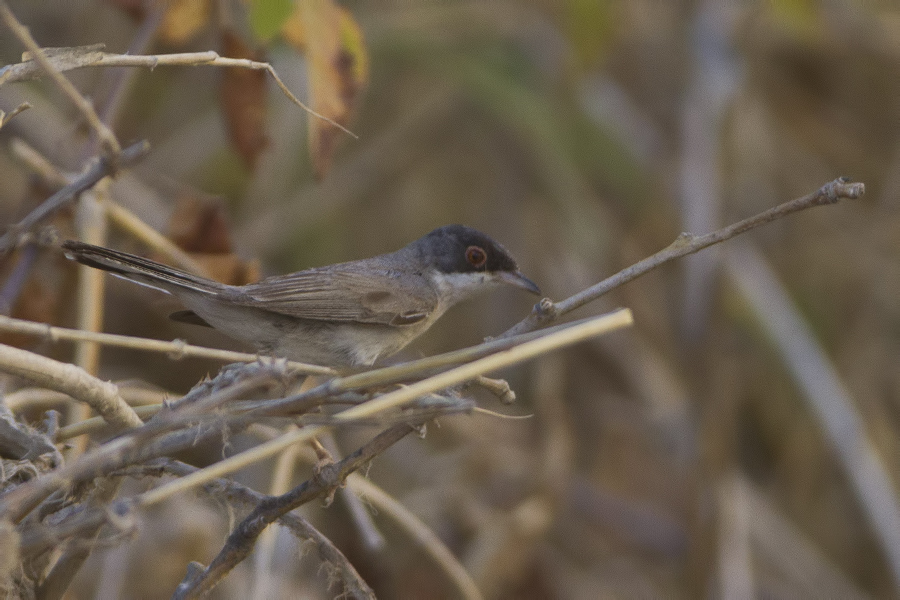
[62,225,540,367]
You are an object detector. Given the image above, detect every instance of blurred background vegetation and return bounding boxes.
[1,0,898,598]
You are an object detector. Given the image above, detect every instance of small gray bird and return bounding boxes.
[62,225,540,367]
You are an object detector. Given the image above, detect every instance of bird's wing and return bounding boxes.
[232,266,439,326]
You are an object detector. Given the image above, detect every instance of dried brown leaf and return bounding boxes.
[282,1,368,178]
[220,30,270,170]
[168,194,233,254]
[167,194,260,285]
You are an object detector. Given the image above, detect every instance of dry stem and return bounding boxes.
[348,473,483,600]
[0,45,355,138]
[0,3,120,155]
[0,141,150,254]
[0,315,334,375]
[502,178,865,337]
[0,343,142,429]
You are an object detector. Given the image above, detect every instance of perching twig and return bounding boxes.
[325,310,633,423]
[502,178,865,337]
[105,312,632,526]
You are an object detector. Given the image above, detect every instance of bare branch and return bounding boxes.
[0,45,357,139]
[0,365,288,524]
[0,4,120,156]
[156,460,375,599]
[0,315,334,375]
[172,424,413,599]
[0,101,30,130]
[502,178,866,337]
[347,474,483,600]
[21,458,375,599]
[127,310,632,513]
[325,309,633,423]
[8,139,210,276]
[0,140,150,254]
[0,343,142,429]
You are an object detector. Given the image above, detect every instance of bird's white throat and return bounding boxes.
[429,271,498,305]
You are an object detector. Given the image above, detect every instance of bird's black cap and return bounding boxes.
[412,225,540,293]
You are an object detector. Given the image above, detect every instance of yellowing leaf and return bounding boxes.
[282,0,368,178]
[160,0,212,45]
[249,0,294,42]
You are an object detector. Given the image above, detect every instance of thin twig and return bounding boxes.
[0,315,335,375]
[347,473,483,600]
[0,46,356,139]
[157,460,375,599]
[131,310,632,513]
[293,315,622,399]
[249,425,304,600]
[1,367,286,525]
[4,386,169,413]
[28,458,375,598]
[249,317,629,420]
[502,178,865,337]
[55,404,163,441]
[0,140,150,254]
[90,3,166,156]
[318,432,386,551]
[327,309,633,422]
[0,101,30,129]
[9,138,69,186]
[0,242,38,314]
[69,185,109,444]
[172,424,413,599]
[8,139,214,276]
[35,478,123,600]
[0,3,121,156]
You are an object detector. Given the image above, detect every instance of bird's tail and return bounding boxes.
[62,240,226,295]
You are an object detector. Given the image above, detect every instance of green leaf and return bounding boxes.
[249,0,294,42]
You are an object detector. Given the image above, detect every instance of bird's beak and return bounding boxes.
[498,270,541,295]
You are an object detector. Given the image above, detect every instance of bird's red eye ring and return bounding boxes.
[465,246,487,268]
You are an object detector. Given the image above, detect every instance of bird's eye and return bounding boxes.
[465,246,487,268]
